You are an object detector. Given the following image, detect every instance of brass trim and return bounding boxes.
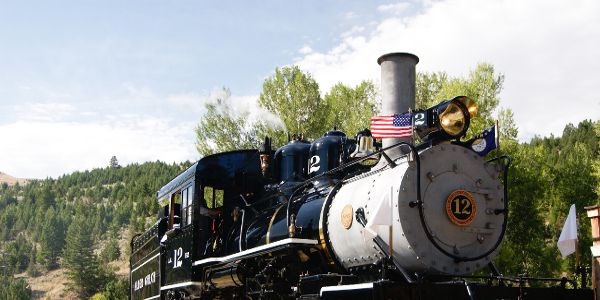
[341,204,353,229]
[266,205,283,244]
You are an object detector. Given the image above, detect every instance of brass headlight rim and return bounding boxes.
[454,96,478,118]
[438,99,470,139]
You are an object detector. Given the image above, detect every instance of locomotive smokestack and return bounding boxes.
[378,52,419,159]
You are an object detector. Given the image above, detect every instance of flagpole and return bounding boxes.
[495,119,500,157]
[389,186,393,260]
[576,238,580,267]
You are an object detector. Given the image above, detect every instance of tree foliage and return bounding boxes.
[495,120,599,279]
[416,63,508,138]
[258,66,328,139]
[196,88,262,156]
[323,80,379,137]
[0,276,31,300]
[195,67,378,155]
[39,206,65,270]
[100,237,121,263]
[109,156,120,169]
[0,160,188,296]
[63,216,103,297]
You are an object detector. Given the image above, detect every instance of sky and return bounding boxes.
[0,0,598,179]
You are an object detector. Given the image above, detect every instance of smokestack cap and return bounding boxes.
[377,52,419,65]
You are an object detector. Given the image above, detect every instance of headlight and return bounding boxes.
[438,99,469,138]
[414,96,477,142]
[456,96,478,118]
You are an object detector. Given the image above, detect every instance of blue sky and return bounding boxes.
[1,0,599,178]
[0,1,394,100]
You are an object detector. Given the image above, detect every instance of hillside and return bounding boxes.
[0,171,28,186]
[0,159,192,299]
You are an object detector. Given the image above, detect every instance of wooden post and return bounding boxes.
[585,205,600,299]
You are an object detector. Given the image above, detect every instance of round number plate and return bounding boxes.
[446,190,476,226]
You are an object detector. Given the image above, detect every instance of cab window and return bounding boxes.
[204,186,224,208]
[169,192,182,229]
[180,185,194,226]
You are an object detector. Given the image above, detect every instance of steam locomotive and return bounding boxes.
[130,53,592,299]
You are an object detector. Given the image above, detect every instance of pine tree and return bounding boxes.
[0,276,31,300]
[109,156,120,169]
[27,245,39,277]
[39,207,65,270]
[63,216,103,297]
[100,237,121,263]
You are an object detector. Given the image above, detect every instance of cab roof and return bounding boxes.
[156,150,262,202]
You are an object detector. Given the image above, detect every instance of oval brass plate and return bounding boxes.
[446,190,477,226]
[341,204,353,229]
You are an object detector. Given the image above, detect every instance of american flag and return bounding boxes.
[370,113,413,138]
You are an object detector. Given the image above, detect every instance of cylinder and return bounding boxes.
[208,266,244,289]
[378,53,419,159]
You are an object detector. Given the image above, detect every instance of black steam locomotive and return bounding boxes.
[130,53,592,299]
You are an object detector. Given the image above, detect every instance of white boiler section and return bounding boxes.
[325,143,504,275]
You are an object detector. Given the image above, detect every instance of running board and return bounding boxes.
[192,238,318,267]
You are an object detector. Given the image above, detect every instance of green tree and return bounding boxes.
[323,80,379,137]
[195,88,262,156]
[27,245,39,277]
[593,121,600,199]
[258,66,328,140]
[196,71,379,155]
[497,107,519,144]
[495,142,558,276]
[39,207,65,270]
[100,237,121,263]
[495,120,599,280]
[0,276,31,300]
[3,235,32,273]
[109,156,120,168]
[100,275,129,300]
[63,216,104,297]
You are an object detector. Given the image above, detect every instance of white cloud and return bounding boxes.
[299,45,313,55]
[344,11,357,19]
[15,102,77,122]
[341,26,366,38]
[0,116,198,179]
[377,3,412,15]
[168,93,206,113]
[296,0,600,141]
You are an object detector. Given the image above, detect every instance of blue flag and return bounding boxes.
[468,125,497,156]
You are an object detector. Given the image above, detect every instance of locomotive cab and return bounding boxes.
[130,150,265,299]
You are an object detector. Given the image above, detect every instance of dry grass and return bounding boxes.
[17,268,78,300]
[14,228,132,299]
[0,171,28,186]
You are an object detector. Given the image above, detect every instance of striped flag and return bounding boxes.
[370,113,413,138]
